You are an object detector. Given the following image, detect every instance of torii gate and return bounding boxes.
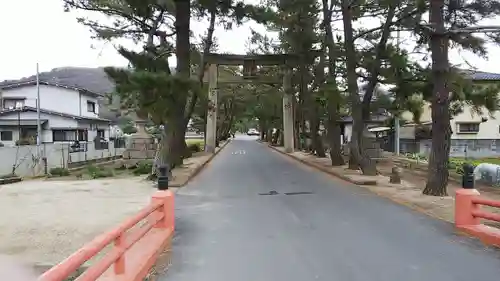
[201,53,297,154]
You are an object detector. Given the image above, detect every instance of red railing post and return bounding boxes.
[151,191,174,229]
[455,188,481,227]
[114,234,125,274]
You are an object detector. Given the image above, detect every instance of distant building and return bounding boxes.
[0,80,111,146]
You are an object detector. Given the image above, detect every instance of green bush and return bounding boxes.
[448,159,477,175]
[188,143,201,153]
[86,164,114,179]
[15,138,35,146]
[133,160,153,175]
[186,139,204,153]
[49,167,70,177]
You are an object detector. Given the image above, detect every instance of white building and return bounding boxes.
[0,80,111,146]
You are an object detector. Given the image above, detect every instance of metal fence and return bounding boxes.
[418,139,500,158]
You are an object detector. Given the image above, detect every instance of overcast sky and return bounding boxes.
[1,0,499,81]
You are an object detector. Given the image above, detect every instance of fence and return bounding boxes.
[38,190,174,281]
[418,139,500,158]
[455,188,500,247]
[0,139,127,177]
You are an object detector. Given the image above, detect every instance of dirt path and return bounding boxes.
[0,141,230,272]
[0,177,156,266]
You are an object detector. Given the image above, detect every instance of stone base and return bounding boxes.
[205,145,216,154]
[122,134,157,160]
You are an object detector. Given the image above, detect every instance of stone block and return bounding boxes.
[390,166,402,184]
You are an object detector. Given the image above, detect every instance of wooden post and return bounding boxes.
[282,67,294,153]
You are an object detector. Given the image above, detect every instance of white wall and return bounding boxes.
[402,101,500,140]
[0,141,126,177]
[449,106,500,140]
[342,122,384,143]
[77,121,111,140]
[79,94,99,118]
[1,85,99,118]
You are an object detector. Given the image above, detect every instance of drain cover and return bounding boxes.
[259,190,279,196]
[284,191,313,195]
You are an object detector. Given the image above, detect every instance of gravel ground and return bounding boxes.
[0,177,156,266]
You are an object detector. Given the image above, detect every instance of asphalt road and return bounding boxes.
[160,136,500,281]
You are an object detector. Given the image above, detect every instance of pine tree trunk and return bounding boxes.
[322,0,344,166]
[259,121,266,141]
[274,128,281,145]
[266,128,273,143]
[326,93,344,165]
[167,114,185,169]
[327,119,344,166]
[342,0,376,175]
[292,97,300,150]
[424,0,450,196]
[172,0,190,165]
[311,117,326,157]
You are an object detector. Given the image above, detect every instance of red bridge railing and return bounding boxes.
[38,190,174,281]
[455,189,500,247]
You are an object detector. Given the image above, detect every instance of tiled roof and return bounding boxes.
[0,80,101,97]
[462,70,500,81]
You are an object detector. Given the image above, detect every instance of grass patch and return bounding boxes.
[49,167,70,177]
[451,157,500,166]
[133,160,153,176]
[186,139,204,153]
[86,164,114,179]
[404,154,500,175]
[45,138,205,181]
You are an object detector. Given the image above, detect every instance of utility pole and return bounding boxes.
[36,63,42,159]
[394,29,401,155]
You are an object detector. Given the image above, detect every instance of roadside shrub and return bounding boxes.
[188,143,201,153]
[0,173,17,179]
[86,164,114,179]
[186,139,204,153]
[15,138,35,146]
[114,164,127,170]
[133,160,153,175]
[449,159,477,175]
[49,167,70,177]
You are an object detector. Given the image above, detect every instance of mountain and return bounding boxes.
[0,67,123,121]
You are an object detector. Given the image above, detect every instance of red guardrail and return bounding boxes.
[455,189,500,247]
[38,190,174,281]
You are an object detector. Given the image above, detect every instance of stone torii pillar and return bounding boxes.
[282,67,294,153]
[205,64,218,153]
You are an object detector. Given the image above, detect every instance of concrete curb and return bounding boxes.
[170,139,232,188]
[266,144,377,185]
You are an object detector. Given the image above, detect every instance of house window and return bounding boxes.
[52,130,88,142]
[97,129,105,139]
[0,131,13,141]
[87,101,96,113]
[53,130,73,142]
[77,130,88,141]
[457,123,480,133]
[20,128,37,140]
[3,99,25,109]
